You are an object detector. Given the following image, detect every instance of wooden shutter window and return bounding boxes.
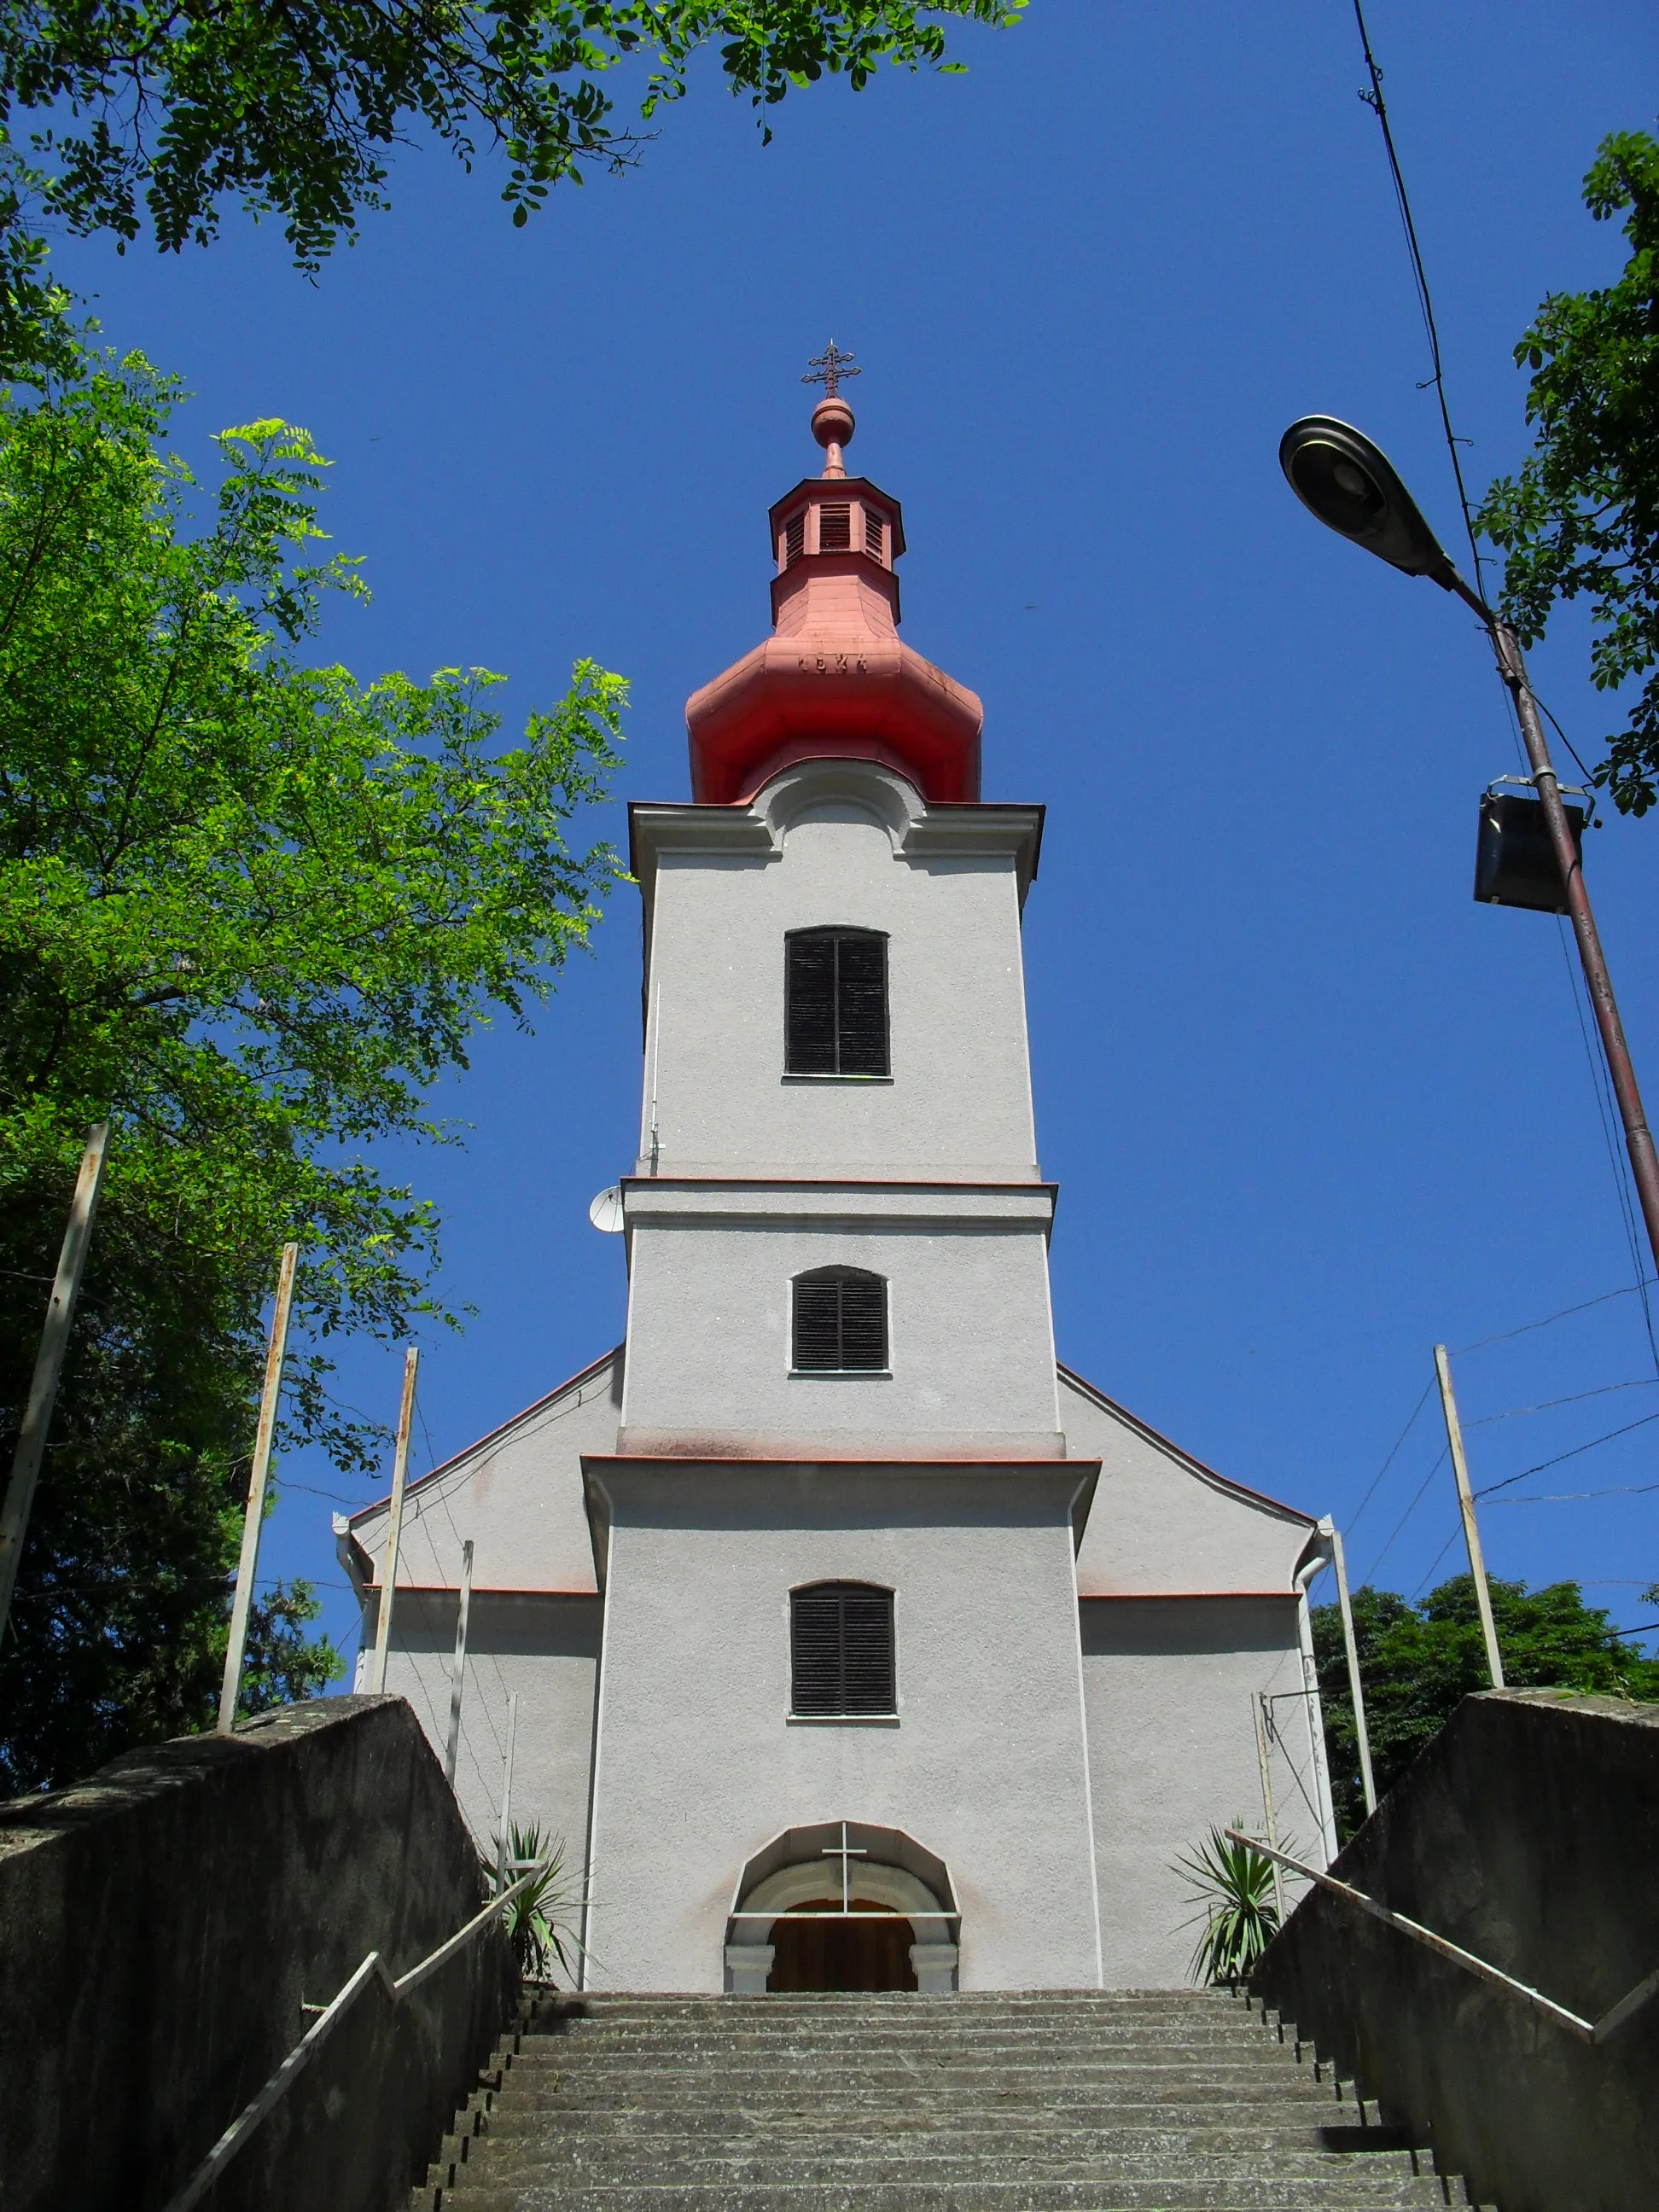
[783,511,806,567]
[792,1266,888,1372]
[785,929,888,1077]
[791,1582,896,1715]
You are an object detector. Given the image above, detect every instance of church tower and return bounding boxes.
[341,359,1336,1996]
[593,358,1102,1990]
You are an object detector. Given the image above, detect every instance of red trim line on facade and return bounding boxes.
[370,1583,599,1598]
[585,1453,1097,1470]
[620,1176,1057,1194]
[1077,1589,1300,1602]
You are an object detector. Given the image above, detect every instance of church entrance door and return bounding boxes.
[767,1901,917,1993]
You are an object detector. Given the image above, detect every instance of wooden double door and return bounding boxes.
[766,1901,917,1993]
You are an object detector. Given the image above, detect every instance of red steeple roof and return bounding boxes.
[685,387,983,805]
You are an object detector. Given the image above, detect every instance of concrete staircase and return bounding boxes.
[416,1989,1481,2211]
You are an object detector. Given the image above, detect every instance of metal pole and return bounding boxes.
[1254,1693,1284,1923]
[1434,1343,1505,1689]
[496,1691,519,1896]
[218,1245,300,1734]
[1328,1521,1377,1816]
[0,1123,109,1646]
[445,1538,474,1787]
[1448,586,1659,1279]
[368,1347,420,1696]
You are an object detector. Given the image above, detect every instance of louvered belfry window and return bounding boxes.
[818,503,852,552]
[791,1582,896,1715]
[786,928,888,1076]
[792,1266,888,1372]
[864,508,886,561]
[783,511,806,567]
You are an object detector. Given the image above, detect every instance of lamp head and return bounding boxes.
[1278,416,1455,584]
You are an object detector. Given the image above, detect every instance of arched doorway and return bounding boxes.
[769,1899,917,1992]
[725,1820,960,1995]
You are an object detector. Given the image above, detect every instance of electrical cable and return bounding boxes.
[1554,916,1659,1374]
[1489,1480,1659,1507]
[1347,1380,1433,1540]
[1350,0,1486,596]
[1350,2,1659,1383]
[1411,1525,1463,1599]
[1474,1406,1659,1500]
[1535,690,1601,791]
[1359,1446,1448,1586]
[1452,1279,1658,1357]
[1467,1377,1659,1426]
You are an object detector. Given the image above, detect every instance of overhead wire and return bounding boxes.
[1358,1446,1447,1586]
[1452,1279,1658,1357]
[1474,1406,1659,1501]
[1467,1377,1658,1426]
[1554,917,1659,1374]
[1351,4,1659,1394]
[1347,1380,1433,1540]
[1349,0,1486,594]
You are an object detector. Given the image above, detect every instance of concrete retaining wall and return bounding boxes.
[0,1694,515,2212]
[1251,1688,1659,2212]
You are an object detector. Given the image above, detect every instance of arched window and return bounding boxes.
[792,1266,887,1373]
[785,928,888,1077]
[791,1583,896,1716]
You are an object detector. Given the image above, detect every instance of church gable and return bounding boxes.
[343,1347,621,1598]
[1059,1364,1315,1597]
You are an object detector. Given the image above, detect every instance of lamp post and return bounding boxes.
[1279,416,1659,1282]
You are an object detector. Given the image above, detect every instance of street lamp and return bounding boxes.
[1280,415,1659,1279]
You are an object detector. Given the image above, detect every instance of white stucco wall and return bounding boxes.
[1060,1367,1316,1598]
[619,1204,1062,1457]
[348,1349,621,1594]
[633,762,1043,1181]
[377,1591,601,1873]
[1080,1595,1318,1987]
[582,1459,1102,1993]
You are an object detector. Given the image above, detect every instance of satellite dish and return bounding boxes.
[588,1184,625,1234]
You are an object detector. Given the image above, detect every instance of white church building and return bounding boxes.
[338,370,1338,1994]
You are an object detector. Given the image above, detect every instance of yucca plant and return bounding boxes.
[1173,1825,1282,1986]
[486,1822,588,1986]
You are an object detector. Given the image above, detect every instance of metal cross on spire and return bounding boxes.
[803,341,861,399]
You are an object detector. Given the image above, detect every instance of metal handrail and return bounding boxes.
[160,1859,552,2212]
[1228,1828,1659,2046]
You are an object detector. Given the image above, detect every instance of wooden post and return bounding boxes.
[1254,1693,1284,1924]
[445,1538,474,1787]
[1435,1343,1505,1689]
[368,1347,420,1696]
[496,1691,519,1896]
[218,1245,300,1735]
[0,1123,110,1647]
[1329,1521,1377,1815]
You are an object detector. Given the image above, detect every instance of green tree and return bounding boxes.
[0,2,1016,378]
[1313,1573,1659,1842]
[1477,129,1659,814]
[0,335,626,1793]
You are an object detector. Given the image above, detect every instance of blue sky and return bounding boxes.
[50,1,1659,1666]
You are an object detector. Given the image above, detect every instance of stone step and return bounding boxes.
[544,2006,1280,2027]
[456,2144,1436,2186]
[414,1994,1479,2212]
[484,2052,1336,2087]
[427,2180,1449,2211]
[468,2106,1393,2145]
[527,2026,1303,2053]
